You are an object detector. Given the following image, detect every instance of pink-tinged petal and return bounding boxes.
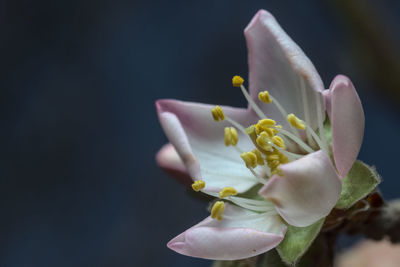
[327,75,365,178]
[156,99,259,193]
[245,10,325,129]
[156,143,192,186]
[167,204,286,260]
[259,150,341,227]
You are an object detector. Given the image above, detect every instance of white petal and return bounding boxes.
[156,99,259,192]
[245,10,325,129]
[167,204,286,260]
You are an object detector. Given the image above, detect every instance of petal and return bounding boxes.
[156,143,192,185]
[245,10,325,129]
[326,75,365,178]
[259,150,341,227]
[156,99,259,193]
[167,204,286,260]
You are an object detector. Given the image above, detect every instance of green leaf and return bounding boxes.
[276,218,324,265]
[335,160,381,209]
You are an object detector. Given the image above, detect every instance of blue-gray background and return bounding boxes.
[2,0,400,266]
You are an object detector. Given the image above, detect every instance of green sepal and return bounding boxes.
[276,218,325,265]
[335,160,381,209]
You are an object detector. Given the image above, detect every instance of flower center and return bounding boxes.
[194,75,329,220]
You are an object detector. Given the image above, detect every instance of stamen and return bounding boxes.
[248,168,267,185]
[252,149,264,165]
[258,90,272,103]
[272,136,285,149]
[219,187,238,198]
[274,127,314,153]
[269,95,302,138]
[240,151,258,169]
[211,201,225,221]
[232,75,244,87]
[211,106,225,121]
[287,113,306,130]
[256,132,273,152]
[270,143,302,160]
[305,124,329,155]
[225,117,247,135]
[191,180,205,192]
[224,127,239,146]
[232,76,266,119]
[258,119,276,128]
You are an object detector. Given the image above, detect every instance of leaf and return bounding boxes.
[335,160,381,209]
[276,218,324,265]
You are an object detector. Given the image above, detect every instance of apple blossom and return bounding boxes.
[156,9,364,260]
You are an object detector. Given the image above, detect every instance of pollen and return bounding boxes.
[258,91,272,103]
[211,106,225,121]
[287,113,306,130]
[192,180,205,192]
[219,187,238,198]
[232,75,244,87]
[211,201,225,221]
[241,151,258,169]
[224,127,238,146]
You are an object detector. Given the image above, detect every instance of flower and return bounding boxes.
[156,10,364,260]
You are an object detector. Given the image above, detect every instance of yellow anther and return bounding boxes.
[232,75,244,87]
[258,119,276,128]
[267,154,280,161]
[224,127,238,146]
[211,106,225,121]
[211,201,225,221]
[258,91,272,103]
[287,113,306,130]
[192,180,205,192]
[252,149,264,165]
[219,187,238,198]
[241,151,258,169]
[256,132,272,151]
[272,136,285,149]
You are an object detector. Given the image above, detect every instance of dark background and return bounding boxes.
[2,0,400,266]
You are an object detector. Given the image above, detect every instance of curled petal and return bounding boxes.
[259,150,341,227]
[167,204,286,260]
[326,75,365,178]
[156,143,192,185]
[156,99,259,193]
[245,9,325,129]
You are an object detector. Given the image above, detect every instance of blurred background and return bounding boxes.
[2,0,400,266]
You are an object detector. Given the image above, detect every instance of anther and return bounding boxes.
[224,127,238,146]
[241,152,258,168]
[192,180,205,192]
[211,201,225,220]
[258,119,276,129]
[211,106,225,121]
[258,91,272,103]
[252,149,264,165]
[232,75,244,87]
[287,113,306,130]
[219,187,238,198]
[256,132,273,151]
[272,136,285,149]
